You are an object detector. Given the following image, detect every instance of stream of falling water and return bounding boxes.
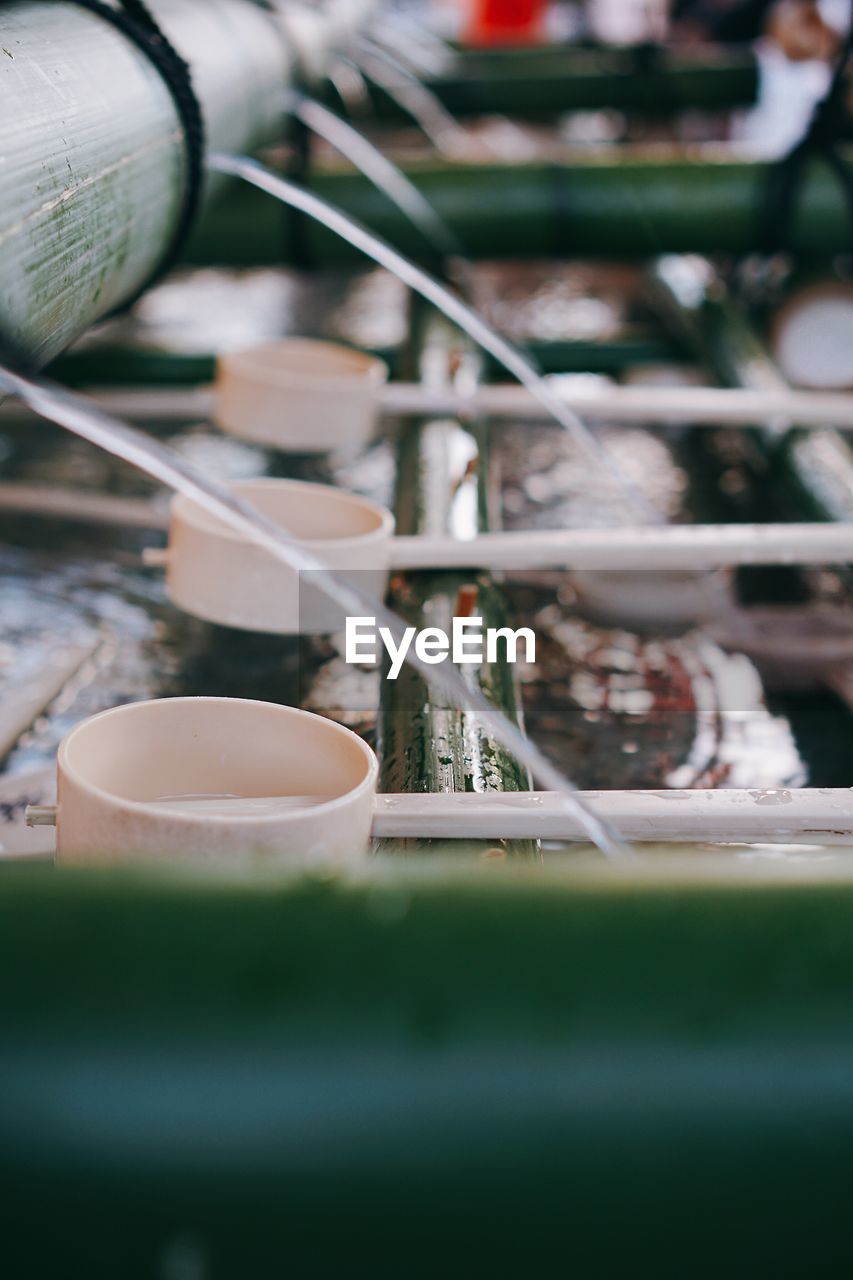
[351,36,474,159]
[209,152,657,520]
[291,94,462,260]
[0,363,633,860]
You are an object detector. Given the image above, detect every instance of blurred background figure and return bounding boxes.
[463,0,551,44]
[446,0,848,53]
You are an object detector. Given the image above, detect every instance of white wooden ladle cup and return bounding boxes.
[24,695,853,857]
[143,477,394,635]
[210,336,853,454]
[45,697,378,868]
[142,475,853,636]
[215,338,389,453]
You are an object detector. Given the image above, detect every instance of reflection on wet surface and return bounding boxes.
[74,265,409,361]
[2,261,847,862]
[506,579,805,792]
[471,262,638,345]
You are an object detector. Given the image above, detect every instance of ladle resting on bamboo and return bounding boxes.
[26,697,853,858]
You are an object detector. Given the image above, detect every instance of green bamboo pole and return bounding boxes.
[647,256,853,526]
[379,304,535,857]
[186,150,853,266]
[329,44,758,120]
[647,257,788,394]
[3,863,853,1273]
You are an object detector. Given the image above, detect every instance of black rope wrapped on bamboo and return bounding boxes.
[761,20,853,254]
[62,0,205,306]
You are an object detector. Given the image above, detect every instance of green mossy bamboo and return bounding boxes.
[0,0,385,363]
[328,45,758,120]
[186,151,853,266]
[0,0,292,363]
[378,306,536,857]
[48,330,681,388]
[647,257,853,526]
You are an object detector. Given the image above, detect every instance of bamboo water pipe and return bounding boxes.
[187,149,853,266]
[0,0,381,363]
[328,44,759,120]
[43,329,682,388]
[376,304,535,856]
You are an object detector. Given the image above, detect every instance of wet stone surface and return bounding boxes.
[0,262,824,821]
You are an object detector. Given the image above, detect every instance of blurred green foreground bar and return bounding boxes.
[2,863,853,1275]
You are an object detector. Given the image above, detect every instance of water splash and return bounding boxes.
[0,362,633,860]
[289,93,461,260]
[209,152,656,520]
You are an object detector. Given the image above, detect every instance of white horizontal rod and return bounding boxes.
[0,483,169,529]
[5,382,853,429]
[2,480,852,571]
[0,387,213,423]
[13,787,853,853]
[372,789,853,845]
[390,522,853,571]
[382,381,853,428]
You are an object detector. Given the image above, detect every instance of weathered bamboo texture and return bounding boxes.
[0,0,378,363]
[378,305,536,857]
[188,150,853,265]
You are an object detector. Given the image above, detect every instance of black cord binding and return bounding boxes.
[761,19,853,254]
[65,0,205,307]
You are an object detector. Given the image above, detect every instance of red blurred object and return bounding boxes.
[463,0,549,46]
